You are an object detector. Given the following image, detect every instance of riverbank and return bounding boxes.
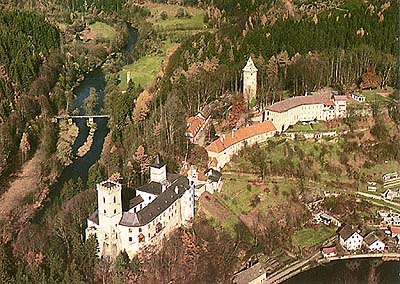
[77,121,97,157]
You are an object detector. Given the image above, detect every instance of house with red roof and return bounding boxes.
[186,113,209,144]
[206,121,276,169]
[321,246,337,258]
[264,94,347,132]
[390,226,400,243]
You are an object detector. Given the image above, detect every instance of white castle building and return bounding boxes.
[264,94,347,132]
[86,154,195,259]
[243,57,258,103]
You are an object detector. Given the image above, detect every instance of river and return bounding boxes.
[32,26,137,222]
[283,259,400,284]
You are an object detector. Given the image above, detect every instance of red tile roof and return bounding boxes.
[322,247,336,254]
[390,226,400,235]
[324,101,335,106]
[186,115,206,137]
[206,121,276,153]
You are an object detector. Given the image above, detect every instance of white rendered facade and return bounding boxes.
[339,232,363,251]
[264,95,347,132]
[243,57,258,103]
[86,156,195,259]
[206,121,276,170]
[367,240,385,252]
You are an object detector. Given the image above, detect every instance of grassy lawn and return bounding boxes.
[361,88,396,105]
[217,173,265,215]
[147,3,207,31]
[286,123,313,133]
[361,160,400,181]
[89,22,116,40]
[119,40,177,90]
[293,226,336,250]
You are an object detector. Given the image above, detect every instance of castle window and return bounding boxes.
[149,196,151,200]
[139,228,142,232]
[156,222,162,233]
[104,210,106,214]
[103,197,105,203]
[129,228,132,233]
[114,209,116,214]
[129,237,132,242]
[114,196,116,203]
[138,233,145,243]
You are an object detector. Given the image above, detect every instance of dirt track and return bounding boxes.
[0,151,41,221]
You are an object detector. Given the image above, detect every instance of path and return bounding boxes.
[0,151,42,221]
[357,191,400,210]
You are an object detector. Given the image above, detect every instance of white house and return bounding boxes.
[363,232,385,252]
[321,246,337,258]
[338,224,363,251]
[86,154,195,259]
[243,57,258,103]
[264,94,347,132]
[206,121,276,170]
[351,93,366,103]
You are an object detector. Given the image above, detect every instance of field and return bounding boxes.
[118,3,212,90]
[350,87,396,105]
[146,3,207,31]
[292,226,336,250]
[88,22,116,41]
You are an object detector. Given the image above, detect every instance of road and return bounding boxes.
[356,191,400,210]
[263,250,321,284]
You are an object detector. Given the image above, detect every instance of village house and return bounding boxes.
[379,211,400,226]
[321,246,337,258]
[206,121,276,170]
[351,93,366,103]
[363,232,385,252]
[315,212,341,227]
[186,112,209,144]
[390,226,400,243]
[383,189,400,201]
[338,224,363,251]
[86,154,195,259]
[263,94,347,132]
[383,172,399,183]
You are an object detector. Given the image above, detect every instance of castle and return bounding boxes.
[86,154,195,259]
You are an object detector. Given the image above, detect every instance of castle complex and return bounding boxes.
[205,58,348,170]
[86,154,195,259]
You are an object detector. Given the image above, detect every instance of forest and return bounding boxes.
[0,0,398,283]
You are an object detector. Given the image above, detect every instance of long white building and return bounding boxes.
[264,94,347,132]
[86,154,195,259]
[206,121,276,170]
